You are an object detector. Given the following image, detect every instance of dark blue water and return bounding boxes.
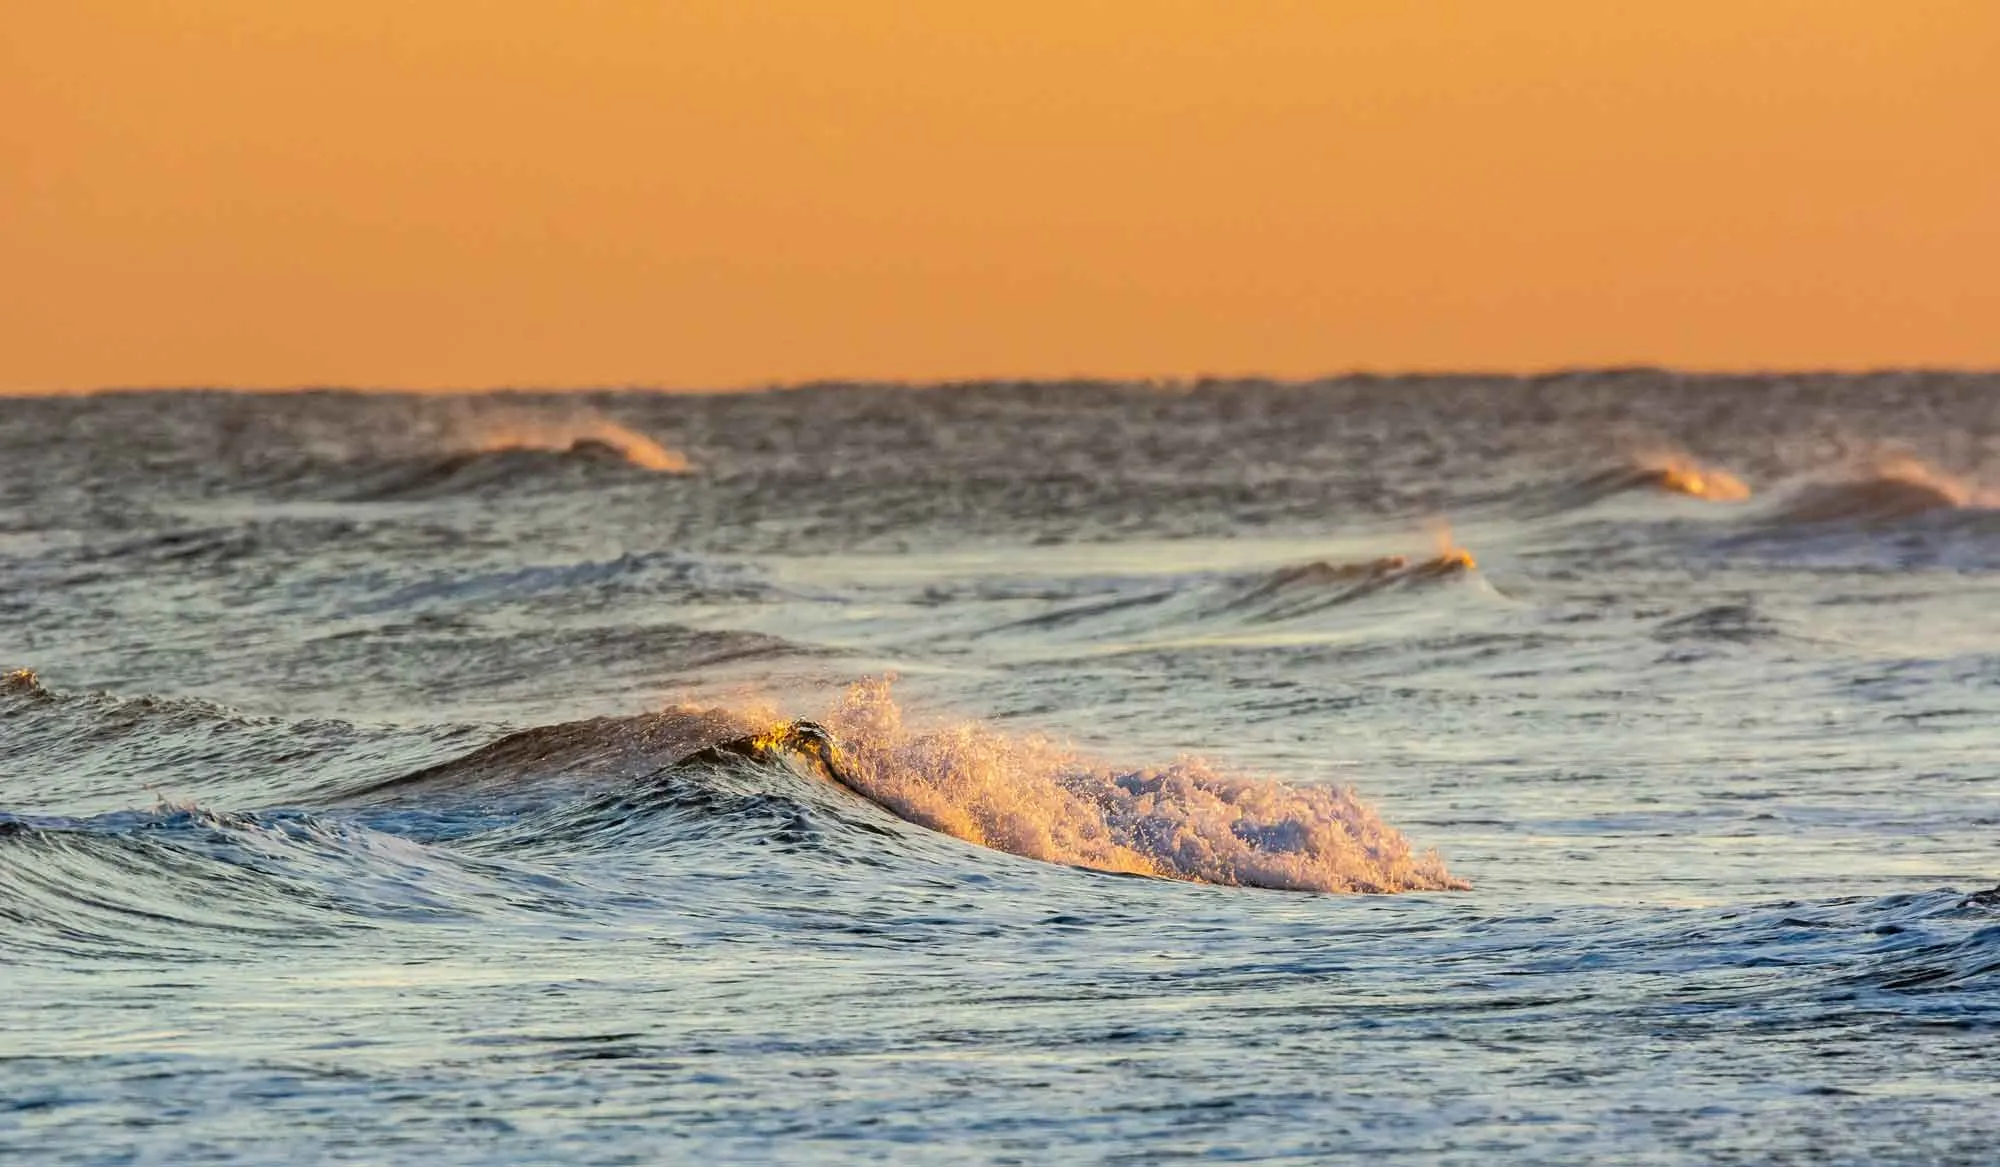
[4,375,1997,1163]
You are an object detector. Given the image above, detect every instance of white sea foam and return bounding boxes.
[815,678,1467,893]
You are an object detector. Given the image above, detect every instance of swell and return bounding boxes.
[984,546,1491,645]
[0,806,566,964]
[337,703,763,808]
[0,669,483,814]
[1712,459,2000,567]
[452,728,923,864]
[0,713,880,963]
[1206,548,1481,624]
[1675,890,2000,1011]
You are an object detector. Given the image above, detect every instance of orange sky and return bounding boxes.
[4,1,1997,390]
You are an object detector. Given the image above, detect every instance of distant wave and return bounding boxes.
[1696,457,2000,567]
[1762,459,1988,529]
[1703,458,2000,571]
[319,409,689,500]
[344,445,673,501]
[990,543,1489,644]
[462,415,689,474]
[1526,455,1750,516]
[1211,549,1479,624]
[4,666,49,699]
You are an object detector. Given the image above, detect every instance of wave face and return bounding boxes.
[6,374,2000,1164]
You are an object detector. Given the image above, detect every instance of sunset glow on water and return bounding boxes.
[4,4,1997,1163]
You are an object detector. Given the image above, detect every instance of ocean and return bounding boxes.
[3,373,1996,1163]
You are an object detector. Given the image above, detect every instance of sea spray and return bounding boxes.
[815,678,1467,893]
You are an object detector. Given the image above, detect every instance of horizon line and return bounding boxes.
[7,363,2000,399]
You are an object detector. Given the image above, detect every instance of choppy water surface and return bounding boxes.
[3,374,1997,1164]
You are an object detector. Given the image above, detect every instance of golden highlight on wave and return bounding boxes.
[809,678,1468,894]
[1639,453,1751,502]
[460,408,690,472]
[1529,452,1750,516]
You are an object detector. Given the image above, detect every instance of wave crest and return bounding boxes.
[1533,455,1750,514]
[324,407,691,500]
[1643,456,1751,502]
[465,413,689,474]
[3,667,49,699]
[817,679,1467,894]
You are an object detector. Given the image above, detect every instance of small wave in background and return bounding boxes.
[1525,453,1751,516]
[349,408,688,500]
[984,526,1493,647]
[1763,457,1989,528]
[234,402,698,501]
[459,410,691,474]
[1211,545,1481,624]
[1709,455,2000,570]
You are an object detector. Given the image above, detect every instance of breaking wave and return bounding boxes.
[6,670,1464,900]
[814,679,1466,893]
[341,678,1467,893]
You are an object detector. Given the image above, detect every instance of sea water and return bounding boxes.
[3,374,1996,1163]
